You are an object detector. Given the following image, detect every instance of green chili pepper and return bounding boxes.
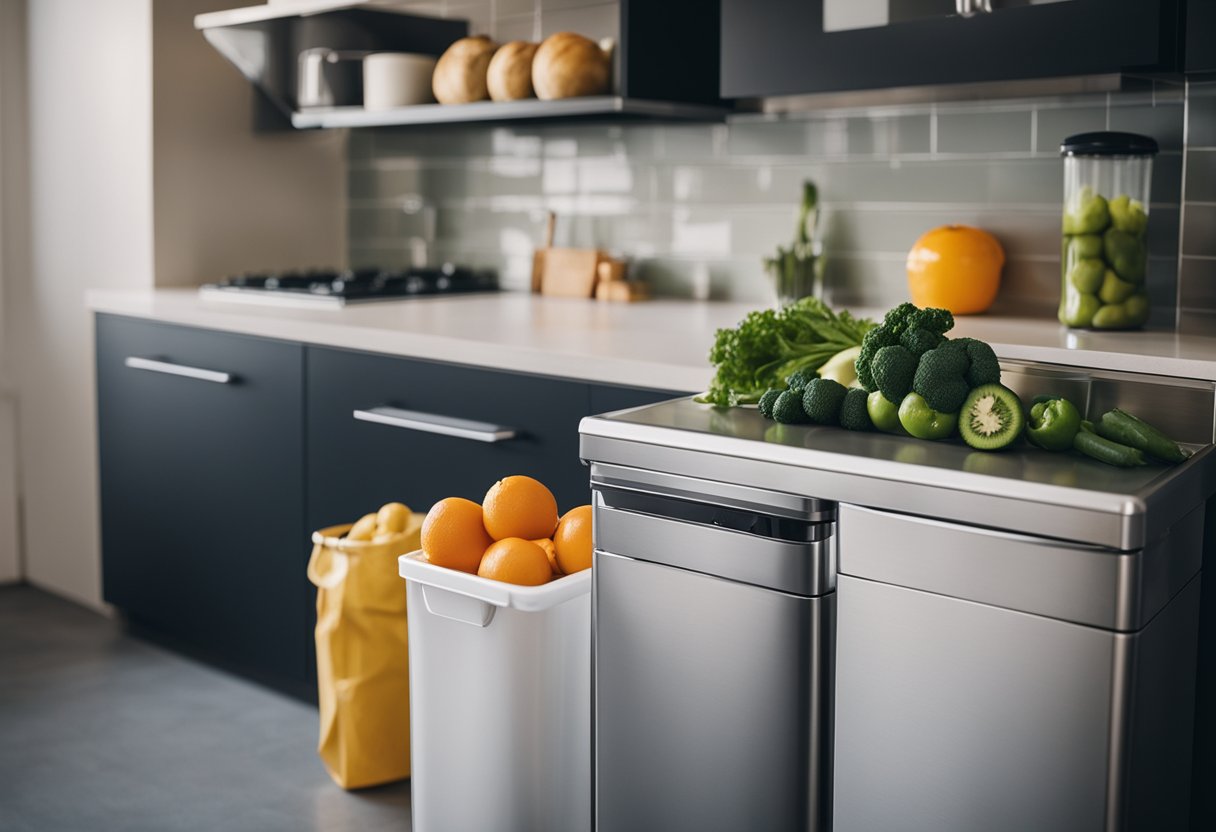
[1096,409,1188,464]
[1073,429,1147,468]
[1026,397,1082,452]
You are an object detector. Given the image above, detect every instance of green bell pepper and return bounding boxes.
[1026,397,1082,452]
[897,392,958,441]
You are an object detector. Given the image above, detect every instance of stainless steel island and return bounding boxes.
[580,361,1216,832]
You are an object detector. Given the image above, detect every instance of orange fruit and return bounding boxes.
[477,538,552,586]
[531,537,562,576]
[906,225,1005,315]
[554,505,593,574]
[482,476,559,541]
[421,497,494,573]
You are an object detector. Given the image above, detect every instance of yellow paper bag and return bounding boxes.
[307,514,422,789]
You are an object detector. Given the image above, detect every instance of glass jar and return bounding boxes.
[1059,132,1157,330]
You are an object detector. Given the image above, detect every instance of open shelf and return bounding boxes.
[292,96,731,129]
[196,1,726,130]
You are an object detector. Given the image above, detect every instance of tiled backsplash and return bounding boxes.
[1180,79,1216,327]
[349,75,1206,325]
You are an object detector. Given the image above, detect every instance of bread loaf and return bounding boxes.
[487,41,538,101]
[532,32,610,100]
[432,36,497,104]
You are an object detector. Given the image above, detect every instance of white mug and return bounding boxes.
[363,52,438,110]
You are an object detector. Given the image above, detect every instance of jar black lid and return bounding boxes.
[1060,131,1159,157]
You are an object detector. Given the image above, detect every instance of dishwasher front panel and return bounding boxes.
[833,573,1200,832]
[594,550,833,832]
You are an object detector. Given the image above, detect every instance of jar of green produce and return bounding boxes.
[1059,132,1157,330]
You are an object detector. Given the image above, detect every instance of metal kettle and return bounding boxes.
[297,47,368,109]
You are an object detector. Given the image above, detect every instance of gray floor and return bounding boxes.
[0,586,412,832]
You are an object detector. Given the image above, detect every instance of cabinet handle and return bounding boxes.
[124,357,233,384]
[353,406,518,443]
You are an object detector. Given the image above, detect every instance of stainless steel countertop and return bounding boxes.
[580,398,1216,550]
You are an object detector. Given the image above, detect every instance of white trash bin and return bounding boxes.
[398,551,591,832]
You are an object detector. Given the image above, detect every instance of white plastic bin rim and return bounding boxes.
[398,551,591,612]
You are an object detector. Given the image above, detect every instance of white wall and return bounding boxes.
[0,0,28,585]
[0,397,19,583]
[13,0,155,607]
[7,1,346,608]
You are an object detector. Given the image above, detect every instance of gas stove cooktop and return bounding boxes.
[199,265,498,309]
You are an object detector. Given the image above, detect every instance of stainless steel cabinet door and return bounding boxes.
[594,551,832,832]
[834,574,1119,832]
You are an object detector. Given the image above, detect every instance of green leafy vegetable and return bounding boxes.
[696,297,874,408]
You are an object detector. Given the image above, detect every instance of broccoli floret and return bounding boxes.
[881,302,921,332]
[900,327,944,358]
[772,389,807,424]
[839,387,873,431]
[785,367,817,392]
[871,345,917,404]
[855,327,899,392]
[855,304,955,393]
[802,378,848,425]
[952,338,1002,387]
[758,388,782,419]
[907,307,955,335]
[913,345,971,413]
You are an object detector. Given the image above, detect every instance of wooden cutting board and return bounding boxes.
[541,248,603,297]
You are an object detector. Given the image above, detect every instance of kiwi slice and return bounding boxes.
[958,384,1024,451]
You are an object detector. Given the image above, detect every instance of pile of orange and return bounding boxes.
[420,475,592,586]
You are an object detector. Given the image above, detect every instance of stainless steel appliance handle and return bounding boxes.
[353,406,517,443]
[595,499,835,596]
[124,357,233,384]
[589,462,833,521]
[843,503,1111,552]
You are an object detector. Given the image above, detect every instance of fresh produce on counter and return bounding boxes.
[696,296,874,408]
[754,302,1019,451]
[1074,421,1148,467]
[1026,397,1188,467]
[957,385,1024,451]
[710,299,1193,468]
[1095,408,1189,464]
[898,392,959,441]
[866,391,902,434]
[420,475,591,585]
[905,225,1005,315]
[1026,396,1082,451]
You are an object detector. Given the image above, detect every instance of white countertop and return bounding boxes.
[86,289,1216,390]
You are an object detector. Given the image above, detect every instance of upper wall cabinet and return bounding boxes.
[1186,0,1216,73]
[721,0,1182,99]
[197,0,725,129]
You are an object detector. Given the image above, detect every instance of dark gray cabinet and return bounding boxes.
[97,316,681,696]
[1187,0,1216,72]
[96,315,309,689]
[306,347,593,530]
[722,0,1182,99]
